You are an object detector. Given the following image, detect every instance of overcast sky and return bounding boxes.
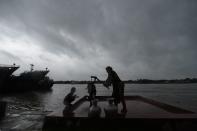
[0,0,197,80]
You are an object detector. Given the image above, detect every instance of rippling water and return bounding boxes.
[1,83,197,112]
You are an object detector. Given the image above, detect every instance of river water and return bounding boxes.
[1,83,197,113]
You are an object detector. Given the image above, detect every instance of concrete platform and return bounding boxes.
[43,96,197,131]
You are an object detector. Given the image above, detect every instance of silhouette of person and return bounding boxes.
[104,98,118,117]
[63,87,77,106]
[88,99,101,118]
[87,82,96,107]
[63,106,74,117]
[103,66,127,113]
[63,87,78,116]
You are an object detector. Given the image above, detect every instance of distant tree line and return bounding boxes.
[124,78,197,84]
[54,78,197,84]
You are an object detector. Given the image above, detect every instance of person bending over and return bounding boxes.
[64,87,78,106]
[103,66,127,113]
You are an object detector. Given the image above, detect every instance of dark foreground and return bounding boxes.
[43,96,197,131]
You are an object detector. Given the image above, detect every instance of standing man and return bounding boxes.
[103,66,127,113]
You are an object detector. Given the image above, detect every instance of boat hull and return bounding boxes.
[0,65,19,92]
[1,70,53,93]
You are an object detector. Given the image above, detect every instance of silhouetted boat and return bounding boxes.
[0,64,19,90]
[43,95,197,131]
[2,64,53,92]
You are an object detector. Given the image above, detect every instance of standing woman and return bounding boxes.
[103,66,127,113]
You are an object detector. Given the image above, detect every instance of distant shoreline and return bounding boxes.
[54,78,197,84]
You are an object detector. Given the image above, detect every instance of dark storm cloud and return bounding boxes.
[0,0,197,79]
[0,0,105,56]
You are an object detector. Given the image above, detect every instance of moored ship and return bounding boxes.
[0,64,19,90]
[2,64,54,92]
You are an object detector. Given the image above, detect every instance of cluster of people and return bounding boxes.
[63,66,127,117]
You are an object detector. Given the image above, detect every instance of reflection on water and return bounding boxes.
[1,83,197,113]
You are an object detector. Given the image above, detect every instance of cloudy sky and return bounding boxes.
[0,0,197,80]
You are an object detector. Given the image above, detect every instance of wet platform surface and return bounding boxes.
[47,95,196,118]
[43,96,197,131]
[50,100,173,118]
[75,100,173,117]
